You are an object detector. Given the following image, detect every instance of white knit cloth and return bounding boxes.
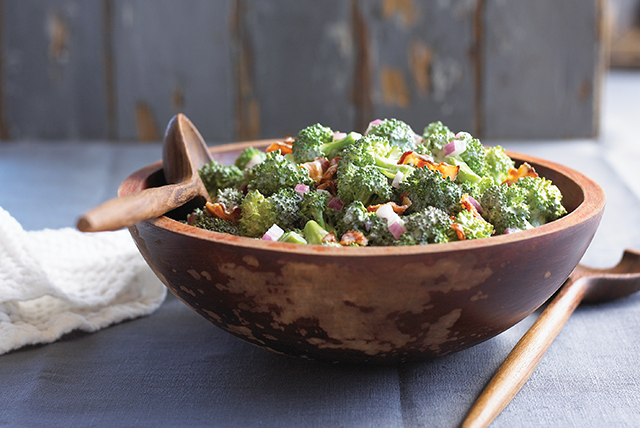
[0,207,166,355]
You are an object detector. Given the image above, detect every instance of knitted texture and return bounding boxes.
[0,207,166,355]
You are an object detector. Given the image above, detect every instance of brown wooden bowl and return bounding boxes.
[120,140,605,364]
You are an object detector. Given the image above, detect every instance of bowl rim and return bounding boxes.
[119,139,606,257]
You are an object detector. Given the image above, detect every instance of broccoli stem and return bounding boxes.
[304,220,332,245]
[319,132,362,159]
[278,231,308,244]
[373,155,415,179]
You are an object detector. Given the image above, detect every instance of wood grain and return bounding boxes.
[461,276,589,428]
[77,181,202,232]
[2,0,109,139]
[111,0,235,142]
[361,0,477,134]
[0,0,605,141]
[462,248,640,427]
[481,0,605,139]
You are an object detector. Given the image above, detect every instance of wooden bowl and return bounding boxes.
[120,140,605,364]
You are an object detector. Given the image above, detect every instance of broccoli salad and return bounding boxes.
[184,119,567,247]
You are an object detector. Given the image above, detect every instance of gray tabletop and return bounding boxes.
[1,71,640,427]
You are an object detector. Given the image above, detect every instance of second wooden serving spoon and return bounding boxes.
[461,249,640,428]
[77,113,213,232]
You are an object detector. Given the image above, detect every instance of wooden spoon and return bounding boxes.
[461,249,640,428]
[77,113,212,232]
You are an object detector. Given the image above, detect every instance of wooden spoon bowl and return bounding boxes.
[120,140,605,364]
[77,114,213,233]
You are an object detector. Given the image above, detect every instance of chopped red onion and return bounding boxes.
[388,221,406,239]
[364,220,373,232]
[262,224,284,241]
[376,203,405,239]
[328,197,344,211]
[392,171,404,188]
[187,213,196,225]
[295,184,310,195]
[375,203,396,221]
[503,228,520,235]
[443,139,467,157]
[468,195,482,213]
[365,119,384,135]
[333,132,347,141]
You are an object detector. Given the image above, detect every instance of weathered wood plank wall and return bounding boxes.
[0,0,605,142]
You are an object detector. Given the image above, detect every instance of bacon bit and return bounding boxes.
[205,201,242,225]
[460,194,482,219]
[399,193,412,208]
[451,223,466,241]
[503,162,538,185]
[266,137,294,155]
[311,156,340,195]
[427,162,459,181]
[322,233,338,244]
[300,157,330,183]
[340,230,369,246]
[399,151,459,181]
[316,179,337,195]
[320,157,339,182]
[398,151,433,168]
[367,201,410,215]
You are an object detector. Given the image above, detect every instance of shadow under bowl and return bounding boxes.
[120,140,605,364]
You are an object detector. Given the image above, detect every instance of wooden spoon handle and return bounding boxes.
[77,182,200,232]
[461,276,590,428]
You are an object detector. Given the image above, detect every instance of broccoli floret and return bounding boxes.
[186,208,240,235]
[479,184,532,235]
[396,206,453,245]
[484,146,515,184]
[456,133,488,177]
[366,118,418,152]
[291,123,332,163]
[366,217,399,246]
[299,190,332,231]
[235,147,267,169]
[246,150,313,197]
[463,176,494,200]
[238,188,304,238]
[337,164,392,207]
[199,160,244,198]
[338,134,388,169]
[238,190,277,238]
[292,123,357,163]
[335,201,370,237]
[214,187,244,208]
[338,134,414,179]
[452,209,494,240]
[515,176,567,226]
[334,201,396,246]
[399,166,463,215]
[422,121,455,154]
[425,131,486,186]
[269,187,304,231]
